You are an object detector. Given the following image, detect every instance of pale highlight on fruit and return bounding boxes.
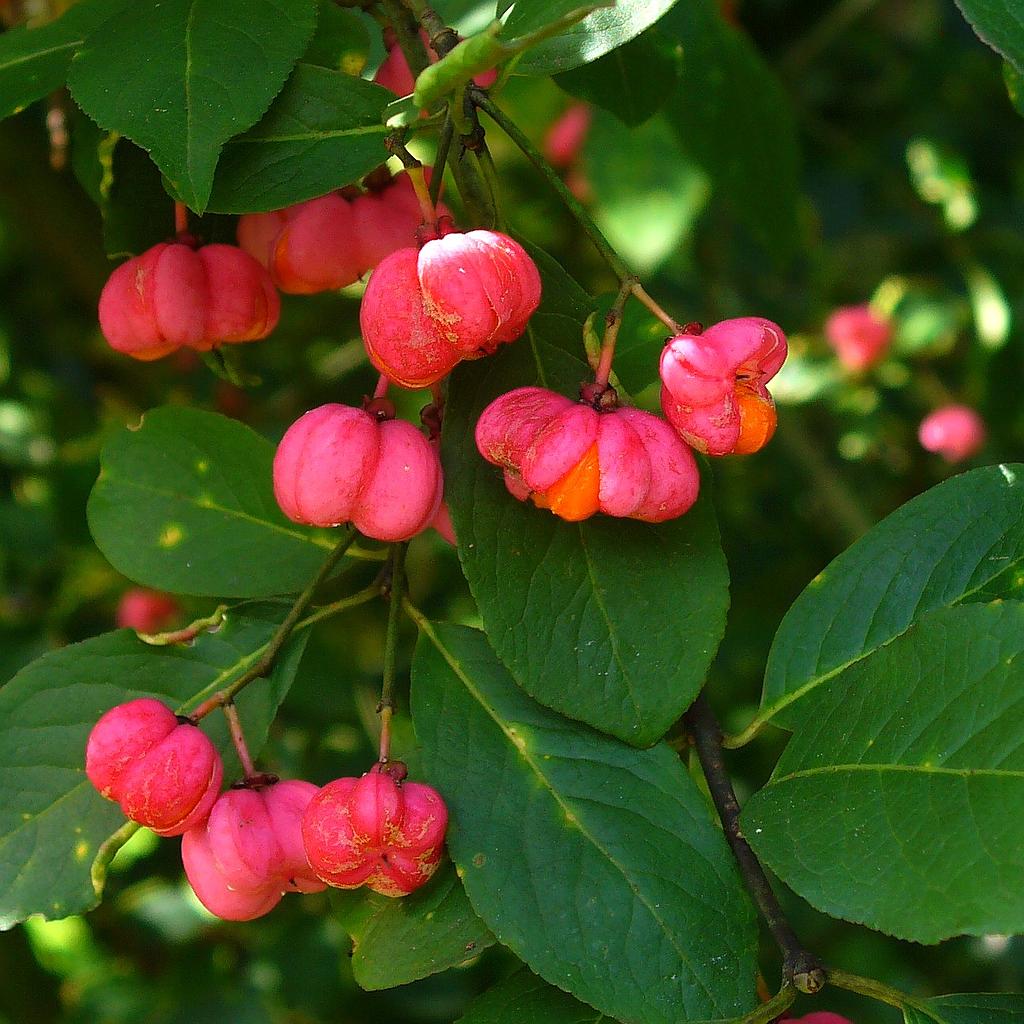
[360,230,541,389]
[85,698,223,836]
[475,387,701,523]
[98,241,279,361]
[273,404,443,541]
[302,767,448,896]
[824,303,892,372]
[918,404,986,463]
[182,779,325,921]
[659,317,787,456]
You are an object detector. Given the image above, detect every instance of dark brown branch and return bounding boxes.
[684,692,825,994]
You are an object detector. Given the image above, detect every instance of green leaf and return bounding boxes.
[0,0,126,122]
[67,0,317,213]
[554,27,681,126]
[204,63,392,213]
[411,621,758,1024]
[744,602,1024,943]
[912,994,1024,1023]
[954,1,1024,74]
[586,110,708,275]
[458,970,610,1023]
[87,407,367,598]
[658,2,801,258]
[303,2,371,73]
[442,247,728,746]
[0,605,308,928]
[757,464,1024,731]
[502,0,681,76]
[331,861,493,990]
[1004,61,1024,115]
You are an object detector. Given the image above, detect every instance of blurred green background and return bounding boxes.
[2,0,1023,1020]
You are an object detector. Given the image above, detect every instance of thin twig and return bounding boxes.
[685,692,825,993]
[430,113,454,206]
[378,542,408,761]
[594,279,633,390]
[223,702,257,779]
[189,527,360,718]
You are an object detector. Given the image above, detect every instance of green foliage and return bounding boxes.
[411,621,758,1024]
[760,465,1024,729]
[909,994,1024,1023]
[554,27,682,127]
[954,0,1024,74]
[87,407,360,598]
[0,0,126,121]
[332,862,493,989]
[457,970,609,1023]
[204,64,393,213]
[659,1,800,258]
[443,248,728,746]
[0,606,307,928]
[67,0,317,212]
[746,602,1024,942]
[504,0,680,76]
[303,2,371,72]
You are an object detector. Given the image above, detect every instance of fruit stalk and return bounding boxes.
[378,542,408,762]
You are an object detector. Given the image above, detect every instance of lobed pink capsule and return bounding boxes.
[115,588,180,633]
[918,404,986,463]
[660,317,787,457]
[182,779,325,921]
[237,171,451,294]
[543,103,592,168]
[302,766,448,897]
[824,304,891,372]
[273,403,443,541]
[85,698,223,836]
[98,241,279,361]
[475,386,700,523]
[360,230,541,389]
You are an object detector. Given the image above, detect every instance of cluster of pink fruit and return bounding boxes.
[825,303,986,462]
[85,698,447,919]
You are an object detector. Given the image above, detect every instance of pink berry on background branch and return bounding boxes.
[918,404,986,463]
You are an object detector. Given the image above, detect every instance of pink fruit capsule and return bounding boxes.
[181,779,325,921]
[237,193,363,293]
[543,103,592,168]
[115,588,180,633]
[779,1014,855,1024]
[360,230,541,389]
[660,317,787,456]
[273,404,443,541]
[302,766,448,897]
[824,304,891,372]
[85,698,223,837]
[476,387,700,523]
[918,404,986,463]
[98,241,279,360]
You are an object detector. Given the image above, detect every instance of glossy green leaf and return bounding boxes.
[744,602,1024,943]
[458,970,610,1023]
[757,464,1024,730]
[411,621,758,1024]
[954,1,1024,75]
[443,247,728,746]
[68,0,317,212]
[658,2,800,258]
[554,27,681,126]
[586,110,708,274]
[0,605,308,929]
[87,407,366,598]
[204,63,392,213]
[0,0,126,122]
[332,861,493,990]
[502,0,680,76]
[1005,61,1024,115]
[908,993,1024,1023]
[303,2,371,73]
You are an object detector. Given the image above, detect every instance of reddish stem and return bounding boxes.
[223,702,258,779]
[374,373,391,400]
[174,201,189,235]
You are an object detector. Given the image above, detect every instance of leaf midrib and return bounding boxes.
[769,762,1024,788]
[419,620,721,1009]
